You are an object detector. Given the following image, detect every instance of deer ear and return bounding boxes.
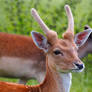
[31,31,49,52]
[74,29,92,47]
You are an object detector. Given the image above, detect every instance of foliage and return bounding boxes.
[0,0,92,36]
[71,54,92,92]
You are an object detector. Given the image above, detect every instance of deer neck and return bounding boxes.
[39,56,72,92]
[60,73,72,92]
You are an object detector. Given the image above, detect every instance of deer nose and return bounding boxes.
[75,63,84,70]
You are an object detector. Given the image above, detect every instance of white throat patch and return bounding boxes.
[60,73,72,92]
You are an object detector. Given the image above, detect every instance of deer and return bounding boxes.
[0,5,85,92]
[74,25,92,59]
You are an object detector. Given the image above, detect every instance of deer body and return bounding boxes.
[0,32,46,82]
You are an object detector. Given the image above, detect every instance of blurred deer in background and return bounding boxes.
[0,5,84,92]
[75,25,92,59]
[0,4,90,85]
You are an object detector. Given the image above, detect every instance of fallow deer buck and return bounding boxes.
[0,5,84,92]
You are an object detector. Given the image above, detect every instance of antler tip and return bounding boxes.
[64,5,70,12]
[65,5,69,9]
[31,8,36,15]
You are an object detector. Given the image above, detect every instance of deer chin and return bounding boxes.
[58,67,85,73]
[71,67,85,72]
[57,68,72,73]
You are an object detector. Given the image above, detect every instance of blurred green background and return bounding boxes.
[0,0,92,92]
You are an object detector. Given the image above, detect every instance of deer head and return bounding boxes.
[31,5,84,73]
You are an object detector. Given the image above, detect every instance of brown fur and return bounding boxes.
[0,32,45,60]
[0,32,46,82]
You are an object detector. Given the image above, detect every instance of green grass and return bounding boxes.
[0,78,38,85]
[70,55,92,92]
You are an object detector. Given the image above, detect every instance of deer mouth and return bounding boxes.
[71,63,85,72]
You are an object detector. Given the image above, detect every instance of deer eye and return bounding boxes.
[53,50,63,56]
